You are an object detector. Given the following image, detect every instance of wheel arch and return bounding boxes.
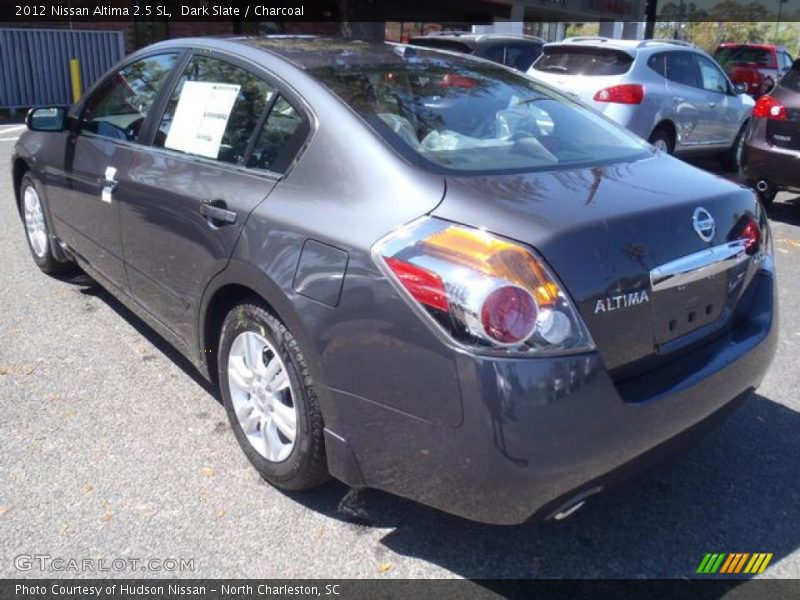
[650,119,677,145]
[198,259,323,390]
[12,157,30,213]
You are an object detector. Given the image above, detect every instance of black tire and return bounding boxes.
[18,173,75,275]
[720,121,748,172]
[217,300,329,491]
[649,125,675,154]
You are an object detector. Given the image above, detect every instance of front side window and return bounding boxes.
[79,53,179,142]
[156,56,276,164]
[697,55,728,94]
[665,52,699,88]
[311,55,647,174]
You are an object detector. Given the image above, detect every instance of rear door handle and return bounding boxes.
[200,201,237,226]
[708,101,717,108]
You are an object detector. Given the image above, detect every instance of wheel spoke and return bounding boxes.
[243,333,264,374]
[240,410,261,435]
[267,363,289,393]
[272,400,296,442]
[228,356,255,390]
[263,417,282,460]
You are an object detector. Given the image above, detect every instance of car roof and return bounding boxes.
[717,42,782,51]
[227,35,493,70]
[410,33,544,45]
[545,37,697,55]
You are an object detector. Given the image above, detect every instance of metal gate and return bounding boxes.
[0,28,125,109]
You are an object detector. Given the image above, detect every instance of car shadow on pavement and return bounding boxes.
[56,269,220,400]
[767,196,800,227]
[55,270,797,581]
[287,392,800,580]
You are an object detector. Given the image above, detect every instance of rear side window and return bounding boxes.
[504,43,541,71]
[247,96,309,173]
[665,52,699,88]
[533,47,633,76]
[79,53,179,142]
[155,56,276,164]
[647,53,666,77]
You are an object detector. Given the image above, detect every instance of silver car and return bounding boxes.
[528,37,755,169]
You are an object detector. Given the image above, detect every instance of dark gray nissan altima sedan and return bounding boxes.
[12,37,777,524]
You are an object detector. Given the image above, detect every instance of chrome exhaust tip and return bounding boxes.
[756,180,769,193]
[547,487,601,521]
[553,500,586,521]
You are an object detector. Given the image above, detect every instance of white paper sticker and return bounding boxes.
[164,81,241,159]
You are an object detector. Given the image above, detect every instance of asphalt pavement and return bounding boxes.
[1,124,799,581]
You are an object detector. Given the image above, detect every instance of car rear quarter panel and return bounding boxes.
[198,50,463,426]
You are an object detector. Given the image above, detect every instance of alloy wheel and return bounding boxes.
[23,185,47,258]
[227,331,297,462]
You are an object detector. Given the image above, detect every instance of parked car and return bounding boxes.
[14,37,777,525]
[529,37,754,169]
[714,43,794,98]
[741,58,800,207]
[410,32,544,71]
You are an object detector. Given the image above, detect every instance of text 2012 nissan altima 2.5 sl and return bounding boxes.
[12,37,777,524]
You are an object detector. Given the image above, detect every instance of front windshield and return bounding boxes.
[310,50,647,174]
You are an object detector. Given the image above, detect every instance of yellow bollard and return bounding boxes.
[69,58,82,103]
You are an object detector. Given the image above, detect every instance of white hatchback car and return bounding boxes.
[528,37,755,169]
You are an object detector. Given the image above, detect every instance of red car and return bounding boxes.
[714,43,794,97]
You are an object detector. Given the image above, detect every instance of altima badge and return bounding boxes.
[693,207,715,242]
[594,290,650,314]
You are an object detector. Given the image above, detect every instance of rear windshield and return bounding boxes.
[714,46,774,67]
[310,52,647,174]
[410,38,473,54]
[533,46,634,76]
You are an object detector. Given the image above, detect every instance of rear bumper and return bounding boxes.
[742,128,800,190]
[325,265,777,524]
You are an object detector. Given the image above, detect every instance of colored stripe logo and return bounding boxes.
[697,553,773,574]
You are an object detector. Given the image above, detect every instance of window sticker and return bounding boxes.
[164,81,241,159]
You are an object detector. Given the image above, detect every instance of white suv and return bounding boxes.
[529,37,755,169]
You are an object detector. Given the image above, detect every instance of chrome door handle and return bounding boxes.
[708,102,717,108]
[200,201,237,226]
[673,96,685,104]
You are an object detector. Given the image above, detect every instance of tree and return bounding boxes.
[337,0,385,42]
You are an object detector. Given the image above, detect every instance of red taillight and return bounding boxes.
[439,73,478,88]
[480,286,538,345]
[593,84,644,105]
[384,257,449,313]
[753,95,787,120]
[739,218,761,255]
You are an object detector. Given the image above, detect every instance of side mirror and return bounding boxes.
[733,82,748,95]
[26,106,67,132]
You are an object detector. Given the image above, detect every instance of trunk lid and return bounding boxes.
[433,154,762,372]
